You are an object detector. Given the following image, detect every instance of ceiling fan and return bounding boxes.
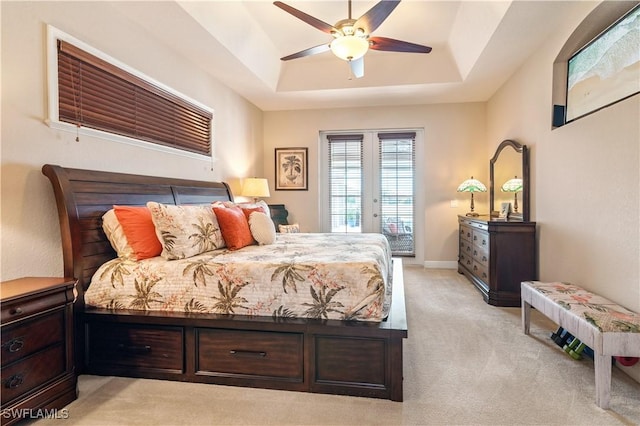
[274,0,432,78]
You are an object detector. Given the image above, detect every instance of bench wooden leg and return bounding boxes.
[522,300,531,335]
[594,353,611,409]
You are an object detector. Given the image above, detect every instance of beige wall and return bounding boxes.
[486,2,639,380]
[0,2,263,280]
[263,103,487,266]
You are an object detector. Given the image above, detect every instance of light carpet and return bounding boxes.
[35,266,640,425]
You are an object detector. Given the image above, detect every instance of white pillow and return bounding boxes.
[248,211,276,245]
[222,200,270,217]
[102,209,135,259]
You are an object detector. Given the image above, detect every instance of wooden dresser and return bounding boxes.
[458,216,536,307]
[1,277,77,424]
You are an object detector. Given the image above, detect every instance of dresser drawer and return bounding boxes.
[459,225,472,243]
[472,245,489,267]
[1,310,64,366]
[459,239,473,259]
[1,344,65,405]
[472,229,489,250]
[458,251,473,270]
[87,323,184,372]
[472,261,489,284]
[196,329,303,381]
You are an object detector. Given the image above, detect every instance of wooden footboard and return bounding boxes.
[82,258,407,401]
[42,164,407,401]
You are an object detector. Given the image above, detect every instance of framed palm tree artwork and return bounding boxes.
[275,147,308,190]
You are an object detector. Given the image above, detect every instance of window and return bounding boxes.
[48,26,212,156]
[378,132,416,256]
[566,4,639,123]
[552,3,639,127]
[326,134,364,233]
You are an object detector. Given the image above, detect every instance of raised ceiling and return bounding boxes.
[112,1,588,111]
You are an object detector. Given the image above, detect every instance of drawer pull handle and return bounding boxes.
[117,344,151,354]
[5,374,24,389]
[9,307,23,315]
[2,337,24,353]
[230,350,267,358]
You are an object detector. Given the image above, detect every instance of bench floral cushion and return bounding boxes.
[527,281,640,333]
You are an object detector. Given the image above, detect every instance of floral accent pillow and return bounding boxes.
[146,202,225,260]
[278,223,300,233]
[248,211,276,245]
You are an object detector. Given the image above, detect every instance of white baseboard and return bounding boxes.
[423,261,458,269]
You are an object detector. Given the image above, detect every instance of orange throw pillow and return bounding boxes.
[213,206,255,250]
[113,206,162,260]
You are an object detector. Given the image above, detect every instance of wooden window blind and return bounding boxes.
[57,40,212,156]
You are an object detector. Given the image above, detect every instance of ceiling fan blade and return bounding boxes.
[273,1,337,35]
[369,37,432,53]
[281,43,331,61]
[354,0,400,34]
[349,57,364,79]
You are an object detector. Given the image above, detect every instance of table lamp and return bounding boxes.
[457,176,487,217]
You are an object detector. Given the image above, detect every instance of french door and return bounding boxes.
[320,130,419,256]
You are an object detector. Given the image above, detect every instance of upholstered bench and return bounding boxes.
[521,281,640,409]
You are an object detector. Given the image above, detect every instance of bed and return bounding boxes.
[42,164,407,401]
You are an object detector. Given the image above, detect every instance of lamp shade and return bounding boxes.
[330,36,369,61]
[241,178,270,198]
[457,177,487,193]
[501,177,523,193]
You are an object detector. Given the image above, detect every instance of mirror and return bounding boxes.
[490,140,530,222]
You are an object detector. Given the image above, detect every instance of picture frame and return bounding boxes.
[275,147,308,190]
[499,202,511,220]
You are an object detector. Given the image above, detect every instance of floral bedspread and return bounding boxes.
[85,233,393,322]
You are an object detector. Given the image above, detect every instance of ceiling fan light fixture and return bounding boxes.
[330,36,369,61]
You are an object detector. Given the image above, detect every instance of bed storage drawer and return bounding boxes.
[87,323,184,373]
[195,329,303,381]
[313,335,386,387]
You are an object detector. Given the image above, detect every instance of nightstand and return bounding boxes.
[1,277,77,425]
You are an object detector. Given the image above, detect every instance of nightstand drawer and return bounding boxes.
[1,292,68,324]
[196,329,303,380]
[87,323,184,372]
[1,344,65,405]
[1,310,64,366]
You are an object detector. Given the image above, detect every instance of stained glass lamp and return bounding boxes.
[457,176,487,217]
[501,176,523,213]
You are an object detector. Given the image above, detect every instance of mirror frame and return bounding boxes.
[490,139,530,222]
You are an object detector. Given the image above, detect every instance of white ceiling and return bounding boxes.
[112,1,587,111]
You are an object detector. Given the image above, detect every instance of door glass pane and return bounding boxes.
[328,138,363,233]
[379,137,415,255]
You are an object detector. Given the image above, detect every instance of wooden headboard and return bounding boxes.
[42,164,234,302]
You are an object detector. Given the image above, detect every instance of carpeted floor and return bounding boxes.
[35,266,640,425]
